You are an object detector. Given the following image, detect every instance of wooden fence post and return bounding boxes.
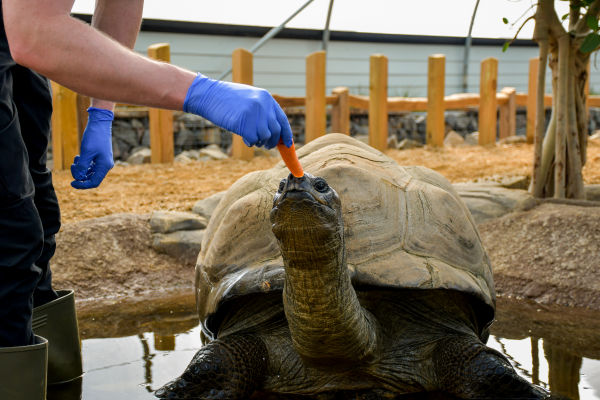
[231,48,255,160]
[51,82,80,170]
[585,60,590,119]
[147,43,174,163]
[499,87,516,139]
[331,86,350,134]
[526,57,539,144]
[369,54,388,151]
[426,54,445,147]
[305,50,327,143]
[479,57,498,145]
[76,94,90,142]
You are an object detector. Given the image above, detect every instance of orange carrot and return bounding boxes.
[277,140,304,177]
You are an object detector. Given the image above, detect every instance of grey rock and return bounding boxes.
[586,184,600,202]
[465,132,479,146]
[126,148,151,164]
[470,175,530,190]
[174,153,193,164]
[454,183,537,225]
[131,118,144,132]
[175,127,198,148]
[192,191,225,219]
[152,230,204,264]
[199,147,228,160]
[150,211,208,234]
[397,138,423,150]
[112,120,139,148]
[387,135,399,149]
[498,135,527,145]
[204,144,222,152]
[444,130,465,147]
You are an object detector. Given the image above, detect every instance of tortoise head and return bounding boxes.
[270,173,342,241]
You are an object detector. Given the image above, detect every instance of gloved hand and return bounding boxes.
[183,74,293,149]
[71,107,114,189]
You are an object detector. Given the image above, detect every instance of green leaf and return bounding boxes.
[502,17,508,24]
[580,33,600,52]
[562,13,570,21]
[587,14,599,31]
[502,41,510,52]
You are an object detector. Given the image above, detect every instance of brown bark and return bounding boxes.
[530,0,591,199]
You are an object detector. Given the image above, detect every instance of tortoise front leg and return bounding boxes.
[155,334,268,400]
[433,335,554,400]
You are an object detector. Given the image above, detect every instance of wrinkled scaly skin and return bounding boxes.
[156,173,556,400]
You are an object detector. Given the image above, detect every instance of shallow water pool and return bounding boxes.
[48,295,600,400]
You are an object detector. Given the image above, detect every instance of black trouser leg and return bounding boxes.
[0,10,57,346]
[12,65,59,308]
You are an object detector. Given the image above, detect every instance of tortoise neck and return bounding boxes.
[279,225,378,364]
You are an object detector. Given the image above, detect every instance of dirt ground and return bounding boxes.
[53,140,600,224]
[49,139,600,312]
[480,203,600,310]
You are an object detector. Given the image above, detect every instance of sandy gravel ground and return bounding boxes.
[52,140,600,224]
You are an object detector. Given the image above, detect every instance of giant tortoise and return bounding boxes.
[157,134,551,399]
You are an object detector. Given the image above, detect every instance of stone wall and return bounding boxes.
[109,108,600,161]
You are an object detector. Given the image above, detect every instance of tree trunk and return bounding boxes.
[531,0,589,199]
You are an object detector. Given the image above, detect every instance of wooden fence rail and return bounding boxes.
[51,45,598,169]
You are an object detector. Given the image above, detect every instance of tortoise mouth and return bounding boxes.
[274,188,332,209]
[271,190,338,234]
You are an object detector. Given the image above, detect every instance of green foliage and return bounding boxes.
[502,17,509,24]
[502,41,511,52]
[581,33,600,52]
[586,14,599,30]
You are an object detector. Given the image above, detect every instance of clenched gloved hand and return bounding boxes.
[71,107,114,189]
[183,74,293,149]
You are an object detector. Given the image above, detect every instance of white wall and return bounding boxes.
[133,31,600,98]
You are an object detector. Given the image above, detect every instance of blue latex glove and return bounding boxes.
[71,107,114,189]
[183,74,293,149]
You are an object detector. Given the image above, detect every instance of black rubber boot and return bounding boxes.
[0,335,48,399]
[32,289,83,384]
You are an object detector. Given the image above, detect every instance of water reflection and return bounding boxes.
[47,296,600,400]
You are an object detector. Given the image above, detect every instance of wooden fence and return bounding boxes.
[50,43,600,169]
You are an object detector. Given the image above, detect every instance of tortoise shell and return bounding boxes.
[195,134,495,336]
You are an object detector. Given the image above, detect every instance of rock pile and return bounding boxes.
[150,192,225,264]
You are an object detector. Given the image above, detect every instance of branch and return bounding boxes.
[505,16,535,49]
[537,0,567,38]
[569,0,581,31]
[532,39,550,198]
[575,0,600,34]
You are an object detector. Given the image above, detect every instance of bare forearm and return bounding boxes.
[90,0,144,110]
[3,2,194,110]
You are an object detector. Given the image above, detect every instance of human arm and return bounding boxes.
[68,0,144,188]
[3,0,193,109]
[88,0,144,111]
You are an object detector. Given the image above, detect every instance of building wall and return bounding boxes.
[132,30,600,98]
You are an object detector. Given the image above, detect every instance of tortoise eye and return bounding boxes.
[314,179,329,193]
[278,179,286,192]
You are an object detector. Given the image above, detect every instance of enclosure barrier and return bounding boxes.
[50,44,600,169]
[426,54,445,147]
[231,48,254,160]
[147,43,174,164]
[51,83,81,170]
[369,54,389,151]
[305,51,327,143]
